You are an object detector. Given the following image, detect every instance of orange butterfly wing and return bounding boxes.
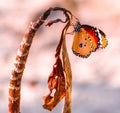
[72,28,92,57]
[98,30,108,48]
[72,24,108,58]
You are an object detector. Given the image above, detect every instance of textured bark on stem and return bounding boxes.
[8,9,51,113]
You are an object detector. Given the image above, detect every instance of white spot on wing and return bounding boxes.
[96,29,102,47]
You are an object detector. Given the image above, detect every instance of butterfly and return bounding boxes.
[72,21,108,58]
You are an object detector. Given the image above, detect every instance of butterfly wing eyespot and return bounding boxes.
[72,22,108,58]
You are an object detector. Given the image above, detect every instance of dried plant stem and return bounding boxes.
[8,9,51,113]
[8,7,73,113]
[61,21,72,113]
[62,37,72,113]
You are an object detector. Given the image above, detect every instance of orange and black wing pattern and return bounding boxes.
[72,22,108,58]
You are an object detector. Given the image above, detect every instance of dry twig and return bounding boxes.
[8,7,73,113]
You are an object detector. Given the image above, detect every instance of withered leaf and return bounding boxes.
[43,56,66,111]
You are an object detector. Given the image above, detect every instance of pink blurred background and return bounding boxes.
[0,0,120,113]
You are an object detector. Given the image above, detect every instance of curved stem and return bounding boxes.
[8,8,51,113]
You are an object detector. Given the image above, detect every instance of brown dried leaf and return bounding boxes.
[43,56,66,111]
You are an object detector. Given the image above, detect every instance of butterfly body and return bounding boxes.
[72,22,108,58]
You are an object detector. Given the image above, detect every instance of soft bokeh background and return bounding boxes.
[0,0,120,113]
